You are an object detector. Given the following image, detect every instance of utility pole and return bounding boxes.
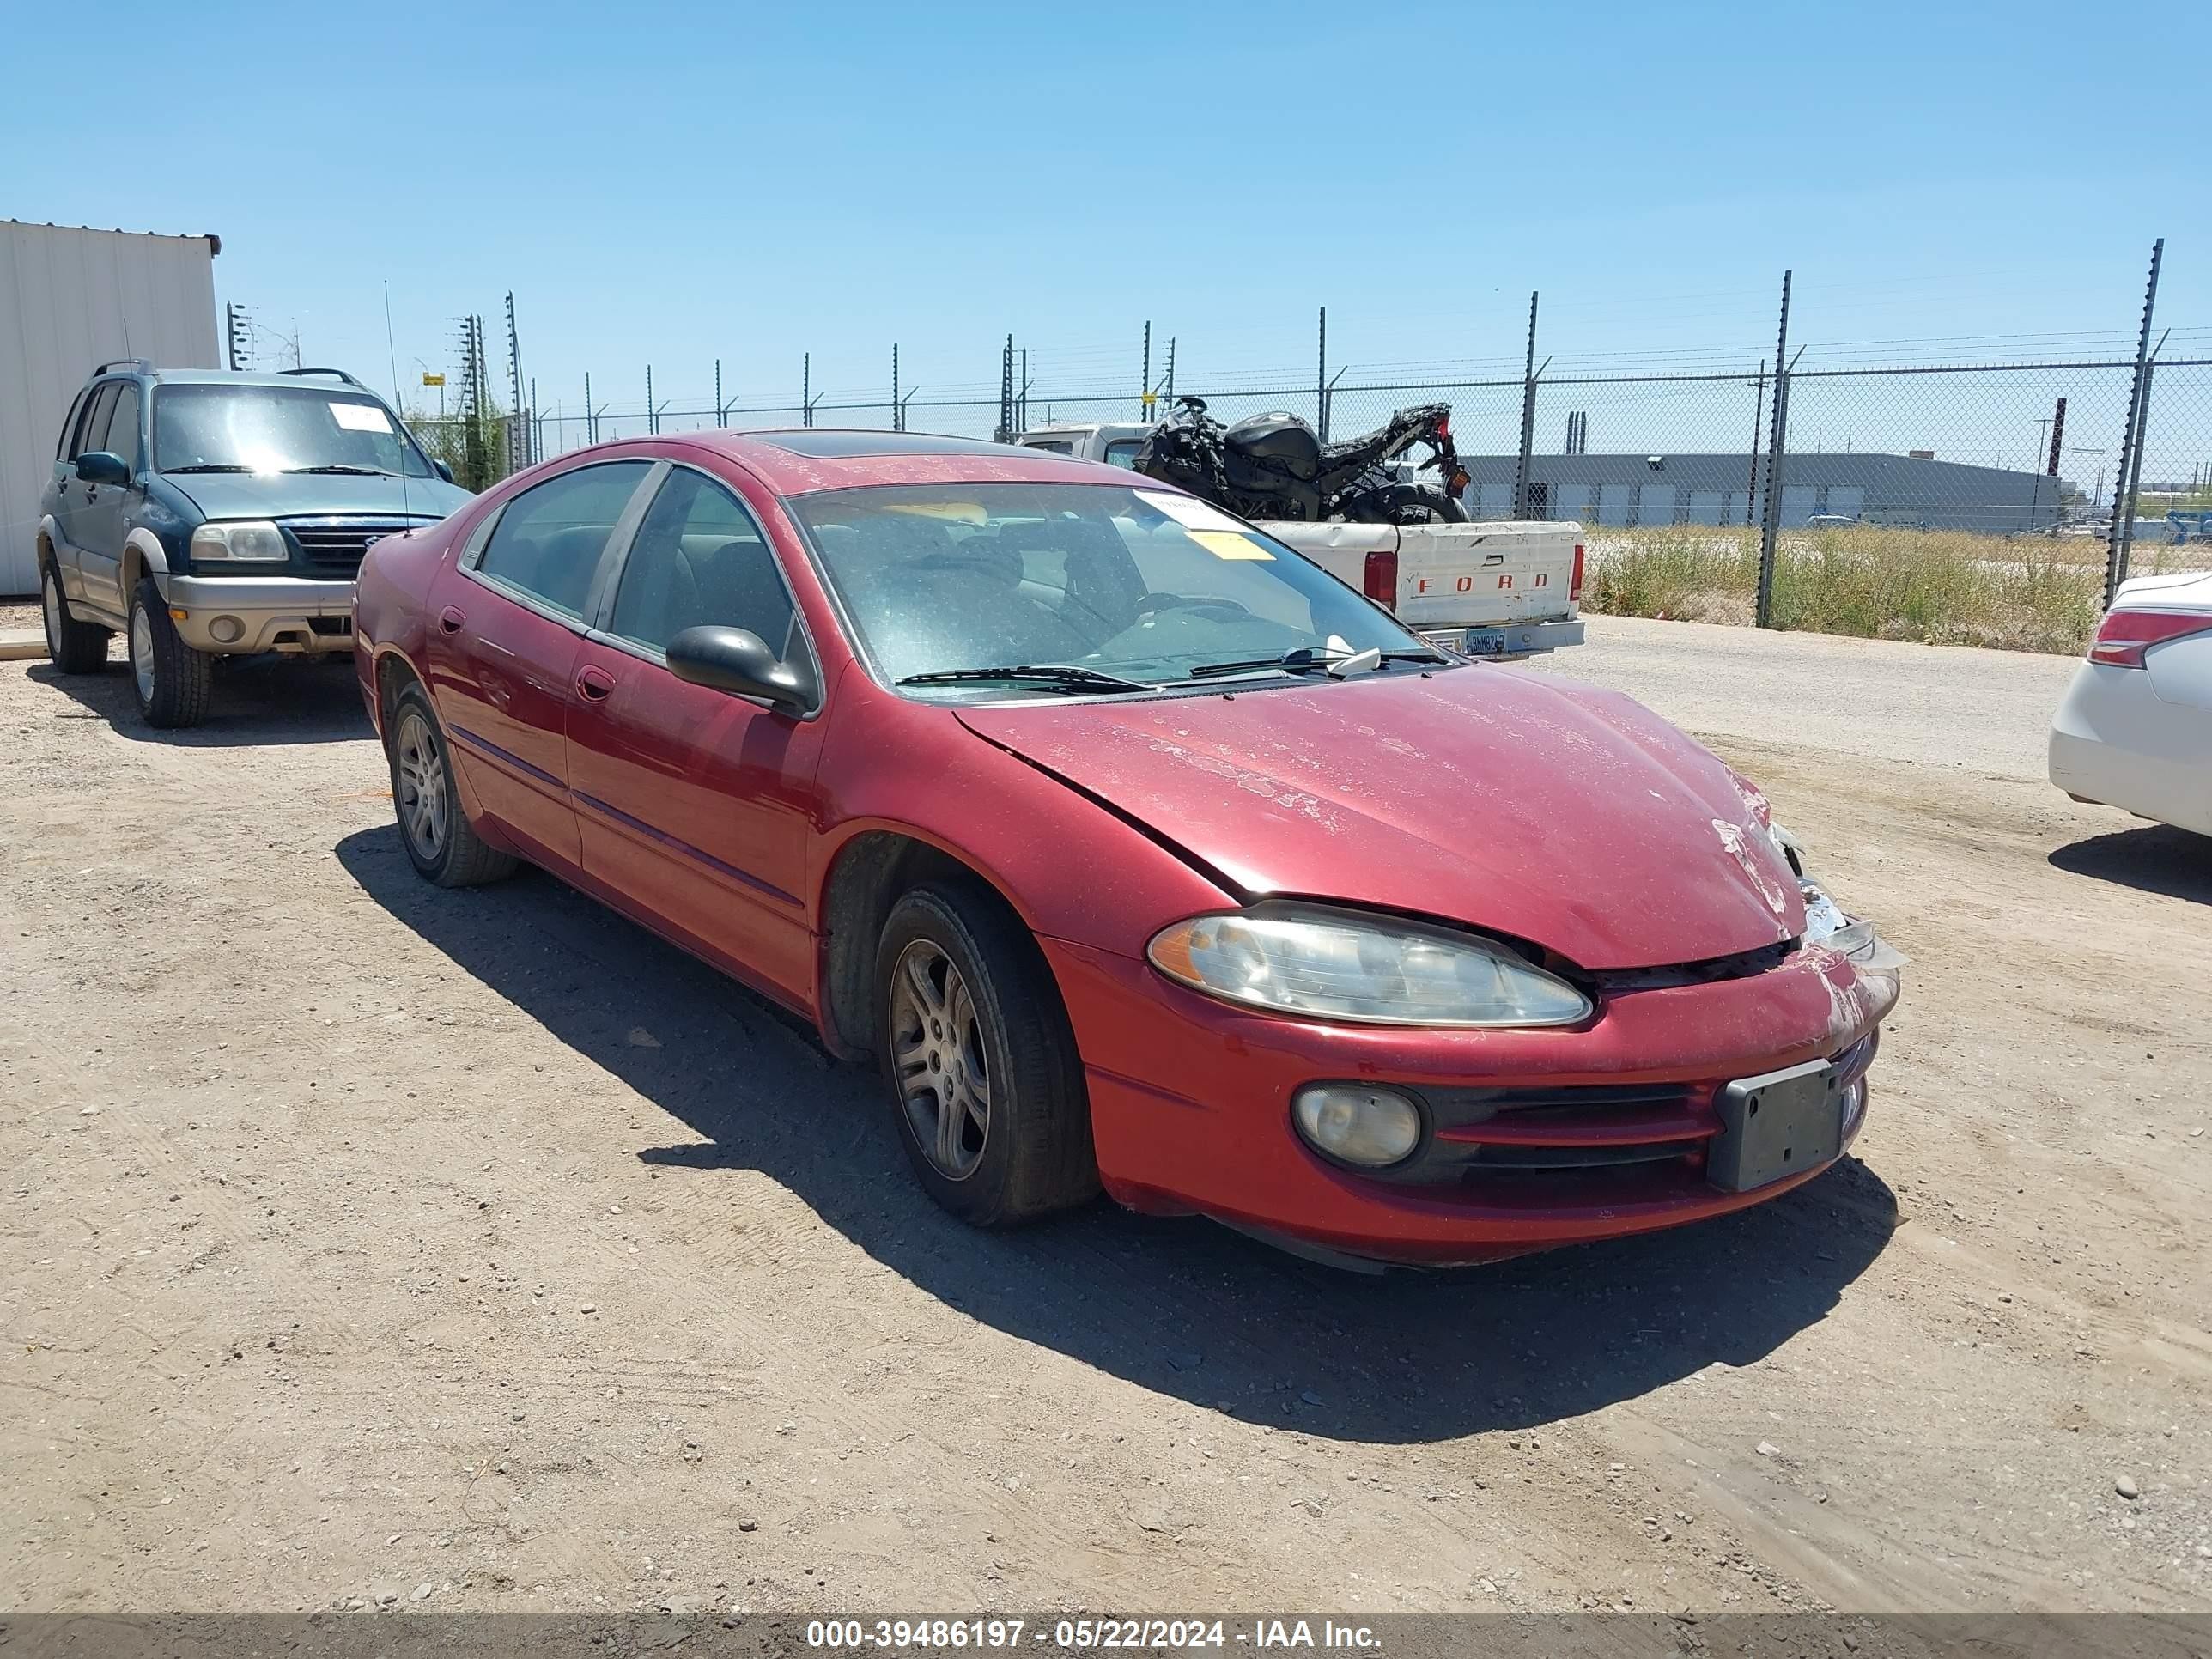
[998,334,1015,441]
[2046,397,2067,477]
[2107,238,2164,605]
[803,353,813,428]
[646,364,657,434]
[1756,270,1793,629]
[714,358,724,426]
[225,302,251,371]
[1142,320,1151,421]
[1163,339,1174,410]
[891,344,901,432]
[505,292,526,471]
[585,371,594,443]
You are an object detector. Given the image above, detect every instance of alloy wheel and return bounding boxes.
[394,711,448,862]
[129,606,155,704]
[890,939,991,1180]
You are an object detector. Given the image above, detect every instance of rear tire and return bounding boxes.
[874,882,1097,1227]
[388,683,518,887]
[128,576,210,727]
[41,562,110,673]
[1346,482,1468,526]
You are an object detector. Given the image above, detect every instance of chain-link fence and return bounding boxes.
[403,263,2212,632]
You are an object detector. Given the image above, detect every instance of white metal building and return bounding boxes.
[0,222,222,595]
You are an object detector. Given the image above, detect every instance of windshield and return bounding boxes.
[152,384,436,478]
[788,483,1439,696]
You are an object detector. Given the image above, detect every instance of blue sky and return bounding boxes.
[3,0,2203,422]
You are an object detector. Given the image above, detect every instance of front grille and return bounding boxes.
[282,520,416,578]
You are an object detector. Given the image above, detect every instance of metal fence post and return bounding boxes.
[1316,307,1328,439]
[1512,292,1539,519]
[2106,238,2165,607]
[1754,271,1794,629]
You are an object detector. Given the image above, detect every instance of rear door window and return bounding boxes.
[475,461,654,620]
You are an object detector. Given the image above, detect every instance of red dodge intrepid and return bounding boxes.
[355,430,1902,1267]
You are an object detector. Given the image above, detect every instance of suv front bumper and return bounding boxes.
[161,574,355,656]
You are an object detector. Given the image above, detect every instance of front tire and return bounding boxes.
[127,576,210,727]
[388,683,517,888]
[41,563,110,673]
[874,883,1097,1227]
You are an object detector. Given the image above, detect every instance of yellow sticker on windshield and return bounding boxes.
[1189,530,1274,561]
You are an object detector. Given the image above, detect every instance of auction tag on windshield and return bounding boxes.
[1138,490,1247,534]
[1188,530,1274,562]
[330,401,393,433]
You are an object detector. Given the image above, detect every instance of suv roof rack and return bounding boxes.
[93,358,155,376]
[279,367,370,389]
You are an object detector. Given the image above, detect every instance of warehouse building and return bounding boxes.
[1457,452,2065,534]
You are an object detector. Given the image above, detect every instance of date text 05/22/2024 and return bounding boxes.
[804,1619,1381,1650]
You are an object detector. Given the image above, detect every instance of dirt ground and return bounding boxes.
[2,623,2208,1619]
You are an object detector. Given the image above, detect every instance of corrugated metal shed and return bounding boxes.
[1,222,221,595]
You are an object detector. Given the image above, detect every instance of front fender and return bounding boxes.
[123,528,170,599]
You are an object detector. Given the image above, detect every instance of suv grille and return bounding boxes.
[282,520,418,578]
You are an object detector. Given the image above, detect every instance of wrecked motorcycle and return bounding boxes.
[1133,396,1470,524]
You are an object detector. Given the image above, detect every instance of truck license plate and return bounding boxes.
[1707,1059,1845,1193]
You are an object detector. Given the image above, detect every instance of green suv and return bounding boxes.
[37,362,474,727]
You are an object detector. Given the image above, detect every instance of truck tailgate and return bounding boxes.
[1260,520,1583,652]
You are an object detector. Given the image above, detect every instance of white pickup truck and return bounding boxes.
[1014,421,1584,660]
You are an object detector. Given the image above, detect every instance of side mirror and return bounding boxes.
[432,459,455,483]
[665,625,816,714]
[75,451,130,486]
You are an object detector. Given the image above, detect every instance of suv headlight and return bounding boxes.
[1147,902,1591,1028]
[191,520,289,562]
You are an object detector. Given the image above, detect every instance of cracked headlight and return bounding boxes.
[1771,823,1909,973]
[191,520,289,562]
[1147,902,1591,1028]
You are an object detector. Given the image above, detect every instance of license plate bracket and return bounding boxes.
[1708,1058,1844,1193]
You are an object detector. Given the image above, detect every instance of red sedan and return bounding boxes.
[354,431,1902,1268]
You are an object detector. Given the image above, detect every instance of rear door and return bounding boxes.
[430,458,657,875]
[565,463,828,1009]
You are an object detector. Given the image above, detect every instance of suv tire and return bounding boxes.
[127,576,211,728]
[388,682,518,887]
[41,562,111,673]
[874,882,1098,1226]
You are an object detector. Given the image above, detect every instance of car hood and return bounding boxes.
[163,471,475,524]
[954,666,1805,970]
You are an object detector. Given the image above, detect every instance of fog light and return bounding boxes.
[210,616,244,643]
[1292,1084,1422,1168]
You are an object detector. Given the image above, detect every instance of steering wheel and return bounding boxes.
[1135,592,1254,620]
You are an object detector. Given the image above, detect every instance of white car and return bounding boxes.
[2049,568,2212,836]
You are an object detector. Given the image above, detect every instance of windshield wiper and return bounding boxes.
[162,463,253,474]
[1183,647,1448,681]
[897,664,1155,694]
[283,465,402,477]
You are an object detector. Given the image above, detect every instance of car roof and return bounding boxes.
[595,428,1158,496]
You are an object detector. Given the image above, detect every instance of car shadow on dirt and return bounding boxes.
[336,826,1899,1447]
[26,656,370,745]
[2048,823,2212,905]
